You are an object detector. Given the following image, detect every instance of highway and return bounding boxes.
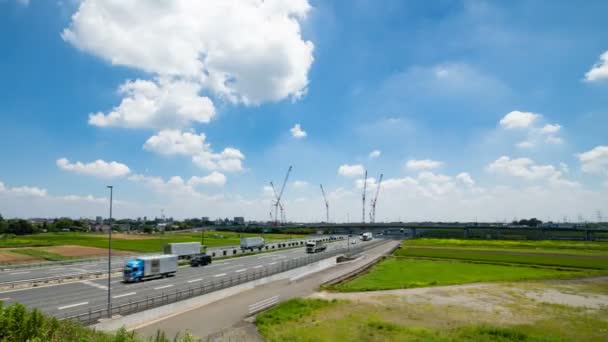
[0,238,369,320]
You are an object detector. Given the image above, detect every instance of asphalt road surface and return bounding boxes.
[0,238,370,319]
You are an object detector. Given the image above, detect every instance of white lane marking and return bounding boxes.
[0,298,10,301]
[111,280,122,284]
[214,273,226,277]
[235,269,247,273]
[154,284,174,290]
[9,271,30,275]
[268,262,277,265]
[187,278,202,283]
[253,265,263,269]
[82,280,108,291]
[49,268,66,271]
[113,292,136,299]
[58,302,88,310]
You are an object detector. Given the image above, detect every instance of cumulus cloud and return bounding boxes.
[337,164,365,178]
[499,111,539,129]
[578,145,608,174]
[0,183,47,197]
[584,51,608,82]
[486,156,576,187]
[456,172,475,186]
[292,180,309,189]
[369,150,381,159]
[63,0,314,105]
[143,130,245,172]
[129,174,201,198]
[188,171,227,187]
[290,124,307,139]
[89,78,215,129]
[56,158,131,178]
[540,124,561,134]
[517,141,534,149]
[405,159,443,171]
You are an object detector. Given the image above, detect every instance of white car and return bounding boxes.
[350,240,357,244]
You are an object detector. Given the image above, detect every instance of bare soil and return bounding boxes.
[43,245,132,257]
[0,251,43,264]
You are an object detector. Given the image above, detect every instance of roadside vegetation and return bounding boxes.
[0,302,198,342]
[9,248,77,262]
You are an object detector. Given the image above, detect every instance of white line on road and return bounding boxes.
[187,278,202,283]
[253,265,263,269]
[58,302,88,310]
[0,298,10,301]
[48,268,66,271]
[235,269,247,273]
[82,280,108,291]
[113,292,136,299]
[154,284,174,290]
[214,273,227,277]
[9,271,30,275]
[268,262,277,265]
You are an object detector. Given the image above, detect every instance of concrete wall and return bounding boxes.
[94,254,341,332]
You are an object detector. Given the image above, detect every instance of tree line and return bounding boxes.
[0,214,88,236]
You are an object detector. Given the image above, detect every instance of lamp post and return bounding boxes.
[106,185,113,318]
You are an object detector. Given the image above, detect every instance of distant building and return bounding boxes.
[234,217,245,225]
[95,216,103,224]
[202,217,210,223]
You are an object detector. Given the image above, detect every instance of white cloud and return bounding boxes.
[578,145,608,174]
[290,123,307,139]
[188,171,227,187]
[405,159,443,171]
[486,156,575,187]
[456,172,475,186]
[337,164,365,178]
[56,158,131,178]
[63,0,314,105]
[292,180,309,189]
[144,129,208,156]
[369,150,381,159]
[584,51,608,82]
[143,130,245,172]
[540,124,561,134]
[89,78,215,129]
[129,174,201,198]
[60,194,106,203]
[4,185,47,197]
[545,136,563,145]
[499,111,539,129]
[517,141,534,149]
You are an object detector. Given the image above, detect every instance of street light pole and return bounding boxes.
[106,185,113,318]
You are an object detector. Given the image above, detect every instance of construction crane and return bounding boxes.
[269,182,285,225]
[369,173,383,223]
[320,184,329,223]
[361,170,367,223]
[270,166,292,226]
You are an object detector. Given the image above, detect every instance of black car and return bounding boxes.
[190,253,212,267]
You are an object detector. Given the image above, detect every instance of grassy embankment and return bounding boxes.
[0,231,306,253]
[256,238,608,341]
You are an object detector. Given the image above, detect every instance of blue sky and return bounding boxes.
[1,0,607,221]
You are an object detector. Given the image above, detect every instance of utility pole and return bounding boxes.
[320,184,329,223]
[361,170,367,223]
[106,185,113,318]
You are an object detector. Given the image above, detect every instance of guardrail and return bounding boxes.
[0,268,124,291]
[60,239,385,326]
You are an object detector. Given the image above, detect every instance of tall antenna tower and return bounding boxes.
[362,170,368,223]
[369,173,383,223]
[320,184,329,223]
[597,210,603,223]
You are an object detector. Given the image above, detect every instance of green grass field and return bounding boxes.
[9,249,77,261]
[0,231,306,253]
[256,297,608,342]
[403,238,608,252]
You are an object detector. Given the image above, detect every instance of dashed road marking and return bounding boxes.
[235,269,247,273]
[82,280,108,291]
[214,273,226,277]
[58,302,88,310]
[113,292,136,299]
[187,278,202,283]
[268,262,277,265]
[154,284,174,290]
[0,298,10,301]
[9,271,30,275]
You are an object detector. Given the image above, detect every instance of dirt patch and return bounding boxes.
[43,245,132,257]
[0,251,43,264]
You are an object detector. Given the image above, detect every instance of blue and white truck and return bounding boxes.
[123,255,178,283]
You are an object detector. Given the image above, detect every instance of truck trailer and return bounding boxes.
[361,232,373,241]
[306,240,327,253]
[163,242,201,259]
[123,255,178,283]
[240,237,265,251]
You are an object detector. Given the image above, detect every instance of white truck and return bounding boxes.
[163,242,201,259]
[240,237,265,251]
[123,255,178,283]
[361,232,373,241]
[306,240,327,253]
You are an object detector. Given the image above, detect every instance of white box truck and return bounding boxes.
[123,255,178,283]
[163,242,201,259]
[361,232,373,241]
[240,237,265,251]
